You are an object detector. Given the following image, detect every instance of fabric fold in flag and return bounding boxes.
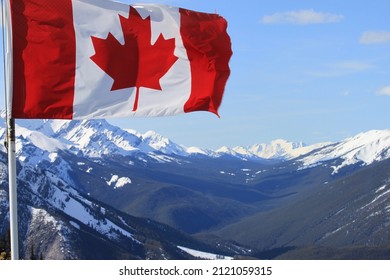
[9,0,232,119]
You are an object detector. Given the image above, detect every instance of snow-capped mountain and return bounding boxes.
[299,130,390,174]
[3,118,328,163]
[17,119,143,158]
[217,139,331,161]
[4,118,390,175]
[9,119,193,170]
[211,129,390,174]
[139,130,189,156]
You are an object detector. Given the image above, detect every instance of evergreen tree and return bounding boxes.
[29,243,36,260]
[0,233,5,252]
[5,230,11,255]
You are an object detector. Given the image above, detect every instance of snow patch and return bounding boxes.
[219,171,236,176]
[186,146,213,156]
[69,221,80,230]
[107,175,132,189]
[376,185,387,194]
[48,153,58,162]
[178,246,233,260]
[31,207,62,231]
[360,188,390,210]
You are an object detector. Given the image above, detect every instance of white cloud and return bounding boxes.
[331,61,375,71]
[360,31,390,44]
[261,9,344,25]
[377,86,390,96]
[308,60,375,78]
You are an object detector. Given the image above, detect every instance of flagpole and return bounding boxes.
[6,118,18,260]
[2,0,19,260]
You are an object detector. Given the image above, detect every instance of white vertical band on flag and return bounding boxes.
[3,0,13,116]
[72,0,191,119]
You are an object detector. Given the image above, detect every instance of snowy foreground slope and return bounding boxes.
[1,118,390,259]
[0,149,245,259]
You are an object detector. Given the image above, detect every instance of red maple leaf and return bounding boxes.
[90,7,178,111]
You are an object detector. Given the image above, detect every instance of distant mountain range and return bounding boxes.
[1,118,390,259]
[6,118,390,166]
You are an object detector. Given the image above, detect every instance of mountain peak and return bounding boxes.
[300,129,390,174]
[141,130,188,156]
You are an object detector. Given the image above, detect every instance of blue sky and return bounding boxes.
[2,0,390,149]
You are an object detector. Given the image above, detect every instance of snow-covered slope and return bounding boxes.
[213,130,390,172]
[11,119,190,163]
[30,119,142,157]
[140,130,189,156]
[299,130,390,174]
[185,146,215,156]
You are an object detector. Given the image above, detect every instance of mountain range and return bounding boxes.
[1,117,390,259]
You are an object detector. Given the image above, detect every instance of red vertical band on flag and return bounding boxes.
[179,8,232,116]
[10,0,76,119]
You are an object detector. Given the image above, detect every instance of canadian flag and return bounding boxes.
[8,0,232,119]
